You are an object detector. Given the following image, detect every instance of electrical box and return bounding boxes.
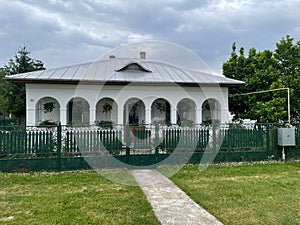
[277,128,295,146]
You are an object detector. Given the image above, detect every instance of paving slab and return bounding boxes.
[131,169,223,225]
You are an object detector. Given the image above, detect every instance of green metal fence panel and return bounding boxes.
[161,128,209,152]
[220,128,263,150]
[133,129,152,150]
[0,129,54,157]
[63,129,123,155]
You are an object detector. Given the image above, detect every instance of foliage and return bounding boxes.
[1,45,45,118]
[223,35,300,123]
[95,120,113,129]
[156,102,166,112]
[102,102,112,113]
[39,119,57,126]
[42,102,55,113]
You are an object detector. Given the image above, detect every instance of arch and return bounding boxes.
[151,98,171,125]
[96,98,118,123]
[67,97,90,125]
[202,98,221,125]
[177,98,196,126]
[124,98,145,125]
[36,97,60,125]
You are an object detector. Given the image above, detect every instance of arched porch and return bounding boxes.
[36,97,60,125]
[67,97,90,126]
[202,98,221,125]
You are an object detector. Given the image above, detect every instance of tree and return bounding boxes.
[1,45,45,118]
[223,35,299,123]
[0,69,9,116]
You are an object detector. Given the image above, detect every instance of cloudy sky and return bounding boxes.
[0,0,299,73]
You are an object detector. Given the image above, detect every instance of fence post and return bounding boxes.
[125,124,131,159]
[213,123,217,152]
[57,122,62,171]
[266,122,270,151]
[155,124,159,160]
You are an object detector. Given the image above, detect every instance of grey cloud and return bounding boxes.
[0,0,299,73]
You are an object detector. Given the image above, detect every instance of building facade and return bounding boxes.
[7,53,244,126]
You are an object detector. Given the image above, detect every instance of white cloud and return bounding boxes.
[0,0,299,72]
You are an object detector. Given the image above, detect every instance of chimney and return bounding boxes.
[140,51,146,59]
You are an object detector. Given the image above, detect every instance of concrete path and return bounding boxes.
[131,169,223,225]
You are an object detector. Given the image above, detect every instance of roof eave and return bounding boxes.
[6,78,245,88]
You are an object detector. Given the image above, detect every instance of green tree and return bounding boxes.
[0,69,9,116]
[1,45,45,118]
[223,35,299,123]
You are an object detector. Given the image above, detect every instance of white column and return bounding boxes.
[60,108,67,126]
[145,107,151,125]
[27,107,36,126]
[90,108,96,126]
[196,107,202,124]
[171,107,177,125]
[118,108,124,125]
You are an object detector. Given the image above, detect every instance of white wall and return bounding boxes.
[26,83,229,126]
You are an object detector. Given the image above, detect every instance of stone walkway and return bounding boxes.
[131,169,223,225]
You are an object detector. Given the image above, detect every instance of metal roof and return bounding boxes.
[5,58,244,87]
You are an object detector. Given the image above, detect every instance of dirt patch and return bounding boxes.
[0,216,14,222]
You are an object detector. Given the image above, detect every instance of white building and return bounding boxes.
[6,52,244,126]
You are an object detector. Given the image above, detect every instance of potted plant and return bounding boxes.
[156,102,166,113]
[43,102,55,113]
[102,102,112,114]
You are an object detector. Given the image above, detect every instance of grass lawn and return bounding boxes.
[0,170,160,225]
[163,162,300,225]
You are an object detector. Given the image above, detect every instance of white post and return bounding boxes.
[145,107,151,125]
[27,107,36,126]
[171,106,177,125]
[90,108,96,126]
[118,108,124,125]
[196,107,202,125]
[60,108,67,126]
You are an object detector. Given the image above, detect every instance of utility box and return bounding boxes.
[277,128,295,146]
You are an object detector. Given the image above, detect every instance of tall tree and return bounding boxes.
[1,45,45,118]
[223,35,299,123]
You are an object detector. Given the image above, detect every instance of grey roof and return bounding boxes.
[5,58,244,87]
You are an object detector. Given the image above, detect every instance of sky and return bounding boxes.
[0,0,299,74]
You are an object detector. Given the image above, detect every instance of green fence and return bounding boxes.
[0,128,54,157]
[161,128,209,152]
[64,129,123,155]
[0,123,300,172]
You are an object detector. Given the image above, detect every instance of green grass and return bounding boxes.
[163,162,300,225]
[0,170,160,225]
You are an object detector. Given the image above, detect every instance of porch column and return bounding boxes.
[60,107,67,126]
[118,108,124,125]
[27,107,36,126]
[145,107,151,125]
[196,107,202,124]
[171,106,177,125]
[90,108,96,126]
